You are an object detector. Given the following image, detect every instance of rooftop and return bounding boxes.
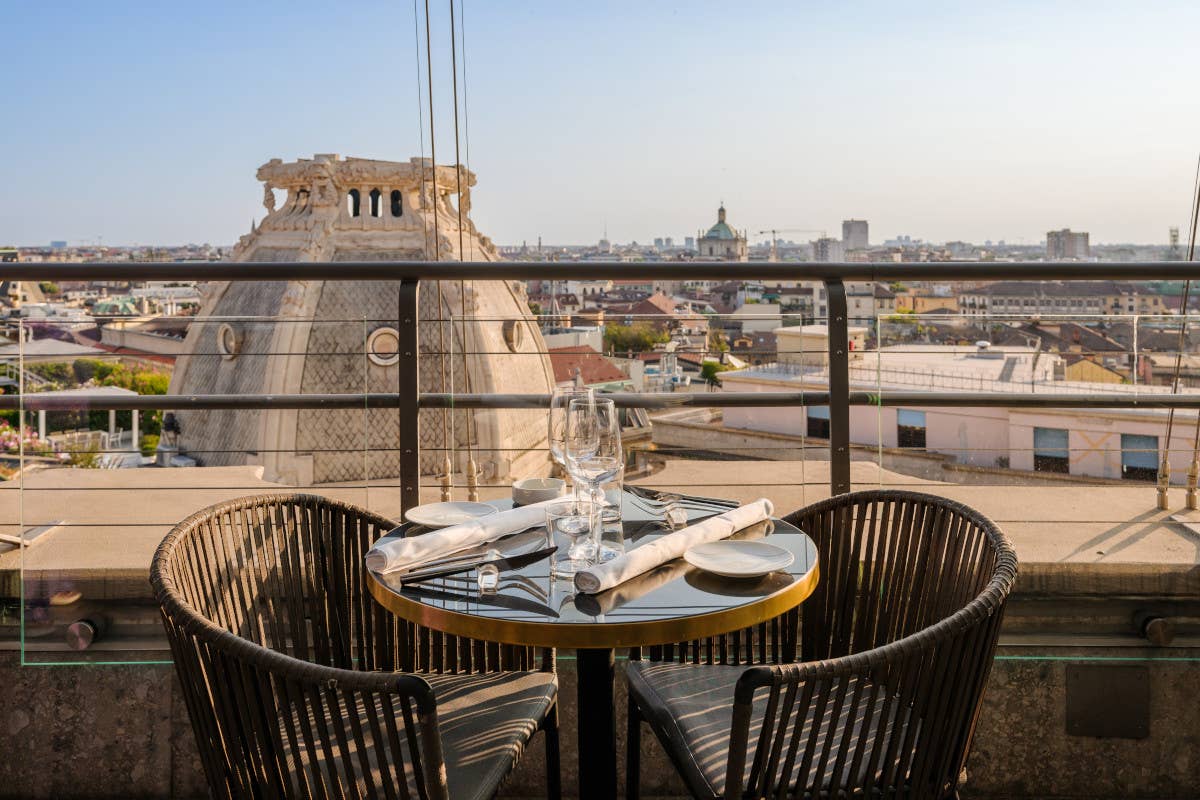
[547,345,629,385]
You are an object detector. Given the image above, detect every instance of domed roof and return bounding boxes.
[701,204,740,240]
[170,154,553,487]
[703,221,738,240]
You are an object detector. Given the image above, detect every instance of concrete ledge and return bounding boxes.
[4,646,1199,799]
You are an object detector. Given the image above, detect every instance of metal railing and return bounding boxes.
[4,260,1200,509]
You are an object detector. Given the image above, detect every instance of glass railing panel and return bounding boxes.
[13,309,401,664]
[7,270,1197,672]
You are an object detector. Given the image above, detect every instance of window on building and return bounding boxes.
[347,189,361,217]
[369,188,382,217]
[1033,427,1070,473]
[390,189,403,217]
[806,405,830,439]
[897,409,926,450]
[1121,433,1159,481]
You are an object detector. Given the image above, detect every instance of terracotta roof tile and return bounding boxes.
[548,345,628,385]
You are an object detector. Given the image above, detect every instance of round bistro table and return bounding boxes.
[367,493,819,800]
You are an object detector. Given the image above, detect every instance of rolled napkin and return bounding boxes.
[574,555,691,617]
[573,498,775,594]
[366,497,562,574]
[575,519,771,616]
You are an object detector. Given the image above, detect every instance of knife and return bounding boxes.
[401,582,561,618]
[398,546,557,584]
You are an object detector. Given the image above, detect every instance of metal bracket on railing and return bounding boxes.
[439,457,453,502]
[398,279,421,515]
[826,279,851,496]
[466,457,480,502]
[1157,457,1171,511]
[1187,460,1199,511]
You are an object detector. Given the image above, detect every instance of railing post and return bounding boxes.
[826,279,851,495]
[398,279,421,514]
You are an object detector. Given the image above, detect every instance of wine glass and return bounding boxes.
[565,397,622,544]
[548,386,594,498]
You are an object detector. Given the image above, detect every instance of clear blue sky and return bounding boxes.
[3,1,1199,247]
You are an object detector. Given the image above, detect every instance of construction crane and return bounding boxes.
[756,228,829,261]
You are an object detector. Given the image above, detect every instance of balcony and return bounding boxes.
[1,260,1198,799]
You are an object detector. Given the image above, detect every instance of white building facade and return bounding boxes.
[718,339,1190,484]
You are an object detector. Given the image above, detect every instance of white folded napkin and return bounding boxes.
[573,498,775,594]
[365,498,562,574]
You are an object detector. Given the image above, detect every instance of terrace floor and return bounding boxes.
[4,459,1198,592]
[2,461,1197,798]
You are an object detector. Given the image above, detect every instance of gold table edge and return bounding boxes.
[366,557,820,650]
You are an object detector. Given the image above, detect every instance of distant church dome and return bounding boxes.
[169,154,553,486]
[697,203,748,261]
[704,205,738,240]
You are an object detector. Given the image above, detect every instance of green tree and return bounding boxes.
[700,360,731,382]
[603,323,669,354]
[92,363,171,435]
[27,362,72,384]
[71,358,118,384]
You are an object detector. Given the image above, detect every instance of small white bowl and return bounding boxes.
[513,477,565,506]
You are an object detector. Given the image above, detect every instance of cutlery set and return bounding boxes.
[391,487,739,587]
[397,546,557,584]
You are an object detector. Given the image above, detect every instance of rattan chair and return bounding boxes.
[151,493,561,800]
[625,490,1017,799]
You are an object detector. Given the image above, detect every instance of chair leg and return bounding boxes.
[543,700,562,800]
[626,691,642,800]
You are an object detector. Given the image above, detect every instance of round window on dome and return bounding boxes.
[216,323,242,360]
[367,326,401,367]
[502,319,524,353]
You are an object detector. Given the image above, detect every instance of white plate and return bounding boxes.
[404,501,498,529]
[683,540,794,578]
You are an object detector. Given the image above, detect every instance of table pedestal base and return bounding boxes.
[576,647,617,799]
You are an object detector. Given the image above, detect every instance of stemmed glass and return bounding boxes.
[548,386,594,499]
[564,397,623,546]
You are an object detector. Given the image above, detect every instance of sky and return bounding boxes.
[3,1,1200,248]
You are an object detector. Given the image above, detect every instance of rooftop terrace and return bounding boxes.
[1,259,1198,799]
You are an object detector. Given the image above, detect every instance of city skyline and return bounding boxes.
[4,2,1200,247]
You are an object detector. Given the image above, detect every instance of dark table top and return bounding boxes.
[366,491,819,649]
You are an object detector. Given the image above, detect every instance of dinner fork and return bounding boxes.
[625,486,738,528]
[625,485,739,512]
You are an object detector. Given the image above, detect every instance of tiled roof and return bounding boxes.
[548,345,628,385]
[630,293,679,316]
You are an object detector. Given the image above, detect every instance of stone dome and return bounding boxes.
[168,154,554,486]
